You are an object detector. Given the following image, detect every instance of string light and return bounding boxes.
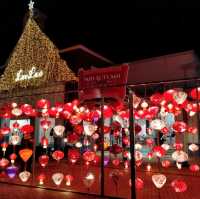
[0,14,77,91]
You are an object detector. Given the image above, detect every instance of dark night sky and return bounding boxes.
[0,1,200,65]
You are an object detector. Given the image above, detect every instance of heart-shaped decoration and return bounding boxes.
[161,160,171,168]
[112,158,120,167]
[83,122,97,136]
[161,144,170,151]
[172,150,188,162]
[12,108,23,116]
[52,173,64,186]
[53,125,65,137]
[10,134,21,145]
[189,164,200,172]
[171,179,187,192]
[173,91,187,105]
[150,119,165,130]
[19,171,31,182]
[188,144,199,152]
[152,174,167,189]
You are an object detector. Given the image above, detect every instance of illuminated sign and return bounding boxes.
[15,67,43,82]
[78,64,129,100]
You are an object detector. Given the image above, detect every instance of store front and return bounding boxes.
[0,4,200,199]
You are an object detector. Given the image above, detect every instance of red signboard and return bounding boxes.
[78,64,129,101]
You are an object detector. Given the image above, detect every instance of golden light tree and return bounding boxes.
[0,5,77,91]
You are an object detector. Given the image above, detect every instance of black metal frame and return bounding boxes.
[1,77,200,199]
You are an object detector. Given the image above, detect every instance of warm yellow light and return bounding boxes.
[0,15,77,91]
[147,164,151,171]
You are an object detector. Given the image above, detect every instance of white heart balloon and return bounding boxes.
[19,171,31,182]
[52,173,64,186]
[172,150,188,162]
[10,134,21,145]
[189,144,199,152]
[152,174,166,189]
[150,119,165,130]
[53,125,65,137]
[83,121,97,136]
[161,144,170,151]
[173,91,187,105]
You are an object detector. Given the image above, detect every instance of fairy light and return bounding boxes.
[0,9,77,91]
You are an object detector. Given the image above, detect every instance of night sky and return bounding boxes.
[0,1,200,66]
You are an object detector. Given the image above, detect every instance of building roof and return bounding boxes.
[127,50,200,85]
[60,44,114,73]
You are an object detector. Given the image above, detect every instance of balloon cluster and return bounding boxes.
[0,87,200,192]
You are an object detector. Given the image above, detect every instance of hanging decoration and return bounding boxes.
[19,171,31,182]
[171,179,187,192]
[152,174,167,189]
[39,155,49,168]
[52,150,64,162]
[6,166,18,179]
[83,172,95,190]
[52,173,64,186]
[53,125,65,137]
[65,174,74,186]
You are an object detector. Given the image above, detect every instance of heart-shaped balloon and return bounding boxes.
[189,144,199,152]
[39,155,49,168]
[171,179,187,192]
[10,134,21,145]
[152,174,167,189]
[52,173,64,186]
[53,125,65,137]
[19,171,31,182]
[83,122,97,136]
[189,164,200,172]
[150,119,165,130]
[83,172,95,188]
[173,91,187,105]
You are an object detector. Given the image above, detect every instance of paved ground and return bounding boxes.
[0,160,200,199]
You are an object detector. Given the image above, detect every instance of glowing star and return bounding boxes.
[52,173,64,186]
[19,171,31,182]
[28,0,34,11]
[152,174,167,189]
